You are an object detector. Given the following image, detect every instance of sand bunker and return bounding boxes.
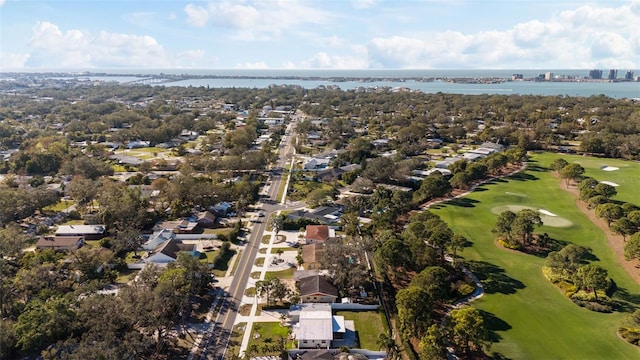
[538,209,557,217]
[491,205,573,228]
[600,181,619,187]
[601,166,619,171]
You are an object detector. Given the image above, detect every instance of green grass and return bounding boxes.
[535,152,640,205]
[335,310,388,349]
[226,322,247,359]
[262,235,272,244]
[199,249,220,264]
[277,170,290,203]
[265,267,295,280]
[43,200,76,212]
[255,257,265,267]
[429,153,640,359]
[230,250,242,276]
[115,268,139,284]
[246,322,294,353]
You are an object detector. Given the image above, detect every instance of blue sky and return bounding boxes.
[0,0,639,70]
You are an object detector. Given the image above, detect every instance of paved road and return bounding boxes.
[201,118,297,360]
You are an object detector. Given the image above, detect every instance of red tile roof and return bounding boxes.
[305,225,330,242]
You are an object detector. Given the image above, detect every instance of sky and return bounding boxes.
[0,0,639,70]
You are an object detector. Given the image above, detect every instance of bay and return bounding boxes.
[75,69,640,98]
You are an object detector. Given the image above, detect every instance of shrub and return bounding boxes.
[497,238,520,250]
[572,299,613,313]
[619,327,640,346]
[457,283,475,297]
[556,280,578,297]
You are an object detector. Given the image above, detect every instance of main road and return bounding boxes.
[200,116,298,360]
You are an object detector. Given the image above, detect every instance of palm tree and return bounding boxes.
[377,332,400,359]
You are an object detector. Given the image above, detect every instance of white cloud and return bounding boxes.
[183,0,331,41]
[351,0,379,9]
[0,0,5,7]
[184,4,209,27]
[24,21,203,69]
[300,51,370,69]
[364,2,640,69]
[234,61,269,69]
[324,35,345,47]
[0,53,30,70]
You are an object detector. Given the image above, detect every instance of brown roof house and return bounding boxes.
[36,236,85,251]
[299,275,339,303]
[304,225,335,244]
[301,243,324,270]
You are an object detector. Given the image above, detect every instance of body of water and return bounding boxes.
[71,69,640,98]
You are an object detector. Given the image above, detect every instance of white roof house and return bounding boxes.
[55,225,106,239]
[293,303,346,349]
[142,229,175,250]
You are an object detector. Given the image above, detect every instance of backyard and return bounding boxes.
[335,310,388,350]
[430,152,640,359]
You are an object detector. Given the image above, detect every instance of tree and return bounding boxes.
[492,210,516,245]
[395,286,432,339]
[272,214,284,235]
[419,324,447,360]
[550,158,568,173]
[595,203,624,227]
[611,217,636,241]
[512,209,542,246]
[410,266,450,304]
[444,307,489,355]
[560,163,585,187]
[594,183,617,199]
[545,244,591,277]
[375,238,412,271]
[15,296,75,351]
[573,264,609,301]
[448,234,468,266]
[624,233,640,261]
[377,332,400,360]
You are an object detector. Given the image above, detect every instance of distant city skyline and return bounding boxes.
[1,0,639,71]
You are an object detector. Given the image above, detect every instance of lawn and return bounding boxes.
[335,310,388,350]
[429,153,640,359]
[43,200,75,212]
[246,322,293,354]
[535,152,640,205]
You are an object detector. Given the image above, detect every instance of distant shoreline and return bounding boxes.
[2,71,638,85]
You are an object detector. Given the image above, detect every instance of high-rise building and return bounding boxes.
[608,69,617,80]
[625,70,634,80]
[544,72,554,81]
[589,69,603,79]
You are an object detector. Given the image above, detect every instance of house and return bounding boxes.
[196,211,217,228]
[304,225,335,244]
[304,157,331,170]
[480,142,505,152]
[299,275,339,303]
[288,206,343,225]
[144,238,196,265]
[126,140,150,149]
[316,168,345,183]
[36,236,85,251]
[210,202,233,217]
[434,157,460,169]
[179,129,199,141]
[153,219,198,234]
[301,243,324,270]
[142,229,175,250]
[55,225,106,240]
[291,303,346,349]
[462,152,485,161]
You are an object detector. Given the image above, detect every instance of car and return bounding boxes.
[258,212,265,217]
